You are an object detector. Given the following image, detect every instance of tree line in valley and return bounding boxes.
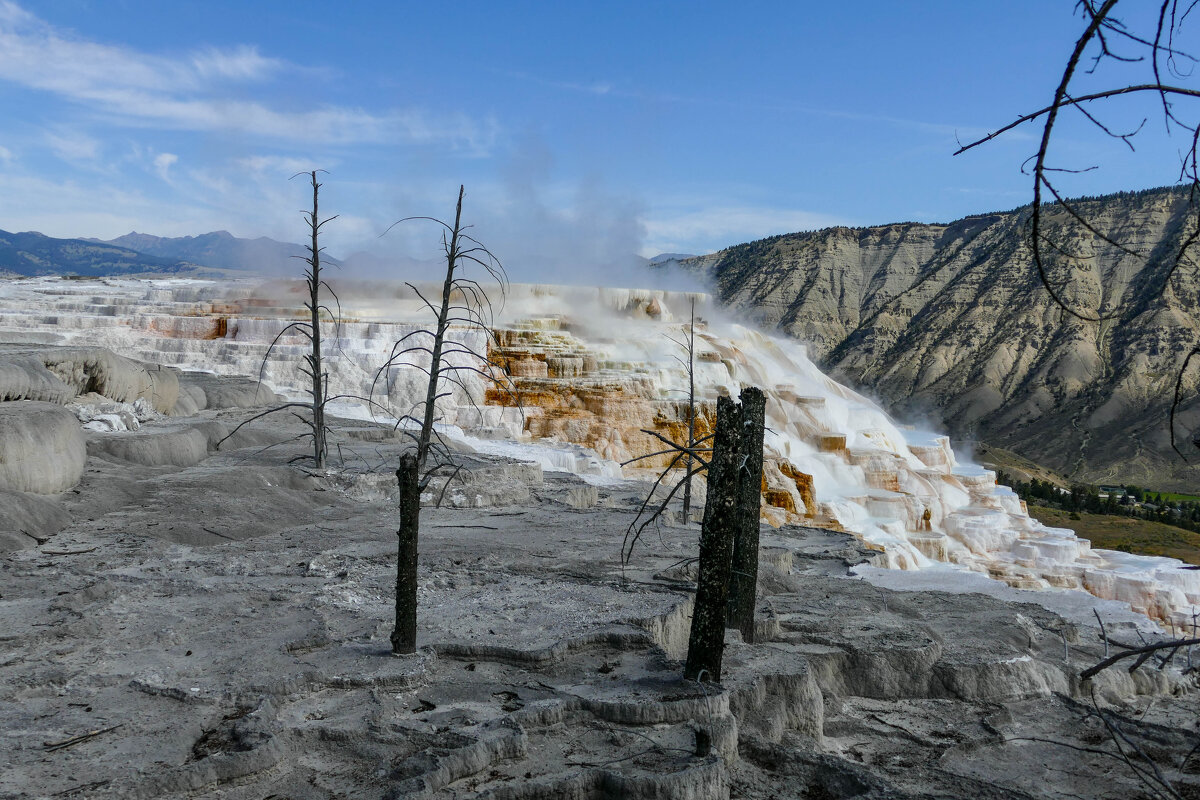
[997,471,1200,534]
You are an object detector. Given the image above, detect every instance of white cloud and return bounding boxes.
[0,172,181,237]
[45,128,100,162]
[0,3,496,149]
[0,1,33,26]
[153,152,178,182]
[236,155,328,177]
[189,45,281,82]
[0,150,414,255]
[0,143,12,163]
[642,205,851,256]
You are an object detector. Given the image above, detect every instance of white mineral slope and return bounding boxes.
[0,276,1196,627]
[0,402,86,494]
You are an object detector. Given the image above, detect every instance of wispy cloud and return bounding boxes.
[236,155,332,177]
[153,152,178,183]
[502,64,1017,146]
[0,1,497,150]
[504,69,630,98]
[0,143,11,163]
[44,128,100,162]
[643,205,851,256]
[189,45,282,82]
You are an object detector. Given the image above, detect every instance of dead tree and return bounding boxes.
[215,170,339,468]
[956,0,1200,458]
[1016,688,1195,800]
[378,185,515,655]
[727,386,766,642]
[301,170,334,467]
[620,384,767,680]
[392,451,420,653]
[675,299,699,524]
[620,304,711,560]
[684,395,743,682]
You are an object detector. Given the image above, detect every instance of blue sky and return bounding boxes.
[0,1,1189,281]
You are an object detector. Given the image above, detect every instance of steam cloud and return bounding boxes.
[339,142,711,294]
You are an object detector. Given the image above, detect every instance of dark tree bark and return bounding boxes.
[684,395,742,682]
[304,172,328,469]
[391,452,420,654]
[728,386,766,642]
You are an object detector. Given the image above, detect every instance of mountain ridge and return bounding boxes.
[0,229,195,277]
[99,230,340,273]
[675,184,1200,491]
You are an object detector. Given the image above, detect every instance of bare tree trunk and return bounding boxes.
[684,395,742,682]
[305,172,327,469]
[384,184,509,657]
[391,452,420,654]
[728,387,766,642]
[214,170,337,467]
[681,298,696,525]
[416,186,464,468]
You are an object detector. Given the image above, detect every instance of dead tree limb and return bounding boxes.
[1081,636,1200,680]
[957,0,1200,457]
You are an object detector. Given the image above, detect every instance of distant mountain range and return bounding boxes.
[0,229,340,278]
[97,231,340,273]
[0,229,195,277]
[1,226,688,281]
[673,185,1200,492]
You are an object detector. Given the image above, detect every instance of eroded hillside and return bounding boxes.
[679,186,1200,491]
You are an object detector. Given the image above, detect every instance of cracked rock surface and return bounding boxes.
[1,402,1199,799]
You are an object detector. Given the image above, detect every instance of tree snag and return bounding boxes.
[681,298,698,525]
[728,386,766,642]
[684,394,743,682]
[378,185,515,655]
[391,451,420,654]
[304,171,330,468]
[214,169,339,468]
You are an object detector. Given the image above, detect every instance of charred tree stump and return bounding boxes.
[391,452,420,654]
[728,387,766,642]
[684,395,742,682]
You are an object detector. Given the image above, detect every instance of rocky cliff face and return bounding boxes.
[681,186,1200,491]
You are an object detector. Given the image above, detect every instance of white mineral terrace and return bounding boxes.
[1,275,1197,628]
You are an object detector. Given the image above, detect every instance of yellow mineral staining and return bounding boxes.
[777,460,817,517]
[818,434,847,453]
[486,329,715,468]
[483,319,857,530]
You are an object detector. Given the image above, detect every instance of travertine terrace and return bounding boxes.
[0,277,1197,798]
[0,276,1197,628]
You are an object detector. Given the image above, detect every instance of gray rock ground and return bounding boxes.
[1,385,1199,799]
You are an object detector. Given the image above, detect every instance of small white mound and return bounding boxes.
[87,423,211,468]
[39,347,178,413]
[0,402,87,494]
[0,488,71,551]
[175,373,278,413]
[0,352,75,403]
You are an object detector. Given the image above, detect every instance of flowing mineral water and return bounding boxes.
[1,276,1196,628]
